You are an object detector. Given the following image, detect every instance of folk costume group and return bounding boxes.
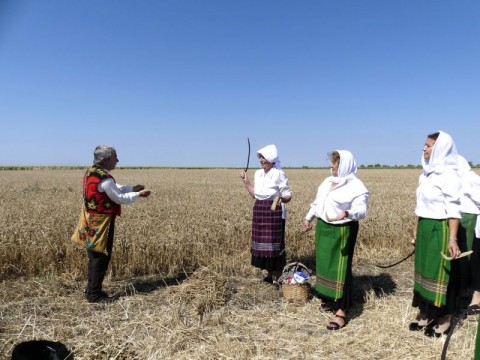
[240,131,480,342]
[241,145,369,331]
[75,136,480,355]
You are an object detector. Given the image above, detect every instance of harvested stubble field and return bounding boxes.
[0,168,477,359]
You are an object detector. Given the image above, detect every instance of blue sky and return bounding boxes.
[0,1,479,167]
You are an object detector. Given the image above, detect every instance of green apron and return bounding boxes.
[414,218,450,307]
[314,219,351,300]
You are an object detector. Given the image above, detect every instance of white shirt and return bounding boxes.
[98,178,139,205]
[254,168,292,219]
[305,176,369,223]
[415,168,461,219]
[476,216,480,238]
[254,168,292,200]
[460,170,480,215]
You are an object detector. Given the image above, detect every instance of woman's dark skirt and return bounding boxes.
[250,199,286,272]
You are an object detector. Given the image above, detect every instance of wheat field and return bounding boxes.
[0,168,477,359]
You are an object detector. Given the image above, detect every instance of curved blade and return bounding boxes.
[440,250,472,261]
[244,137,250,172]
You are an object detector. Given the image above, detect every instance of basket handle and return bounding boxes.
[283,261,312,275]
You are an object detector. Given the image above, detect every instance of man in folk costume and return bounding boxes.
[240,144,292,284]
[303,150,369,330]
[83,145,151,303]
[410,131,461,337]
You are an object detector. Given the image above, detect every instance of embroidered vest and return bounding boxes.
[83,166,121,216]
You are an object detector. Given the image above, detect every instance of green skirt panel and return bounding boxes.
[314,219,351,301]
[414,218,450,307]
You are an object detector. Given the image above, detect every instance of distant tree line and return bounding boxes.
[1,163,479,171]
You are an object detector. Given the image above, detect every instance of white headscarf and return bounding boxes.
[331,150,357,184]
[257,144,282,169]
[421,130,458,175]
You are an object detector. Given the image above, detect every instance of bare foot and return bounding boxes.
[469,290,480,307]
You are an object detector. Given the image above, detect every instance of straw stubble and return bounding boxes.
[0,168,477,359]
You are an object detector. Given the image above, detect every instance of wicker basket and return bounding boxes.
[282,282,311,303]
[279,262,313,303]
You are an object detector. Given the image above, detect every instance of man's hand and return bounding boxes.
[139,189,151,197]
[133,185,145,192]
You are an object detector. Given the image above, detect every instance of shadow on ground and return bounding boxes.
[120,272,192,296]
[294,254,398,318]
[351,272,397,318]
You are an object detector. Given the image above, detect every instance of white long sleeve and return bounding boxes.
[415,168,461,219]
[305,176,369,223]
[460,170,480,214]
[98,178,139,205]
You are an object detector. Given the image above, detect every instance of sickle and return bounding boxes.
[374,248,415,269]
[440,250,472,261]
[244,137,251,172]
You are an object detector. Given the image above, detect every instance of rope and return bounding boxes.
[441,309,469,360]
[374,249,415,269]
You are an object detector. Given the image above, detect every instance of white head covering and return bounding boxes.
[331,150,357,184]
[421,130,458,175]
[257,144,282,169]
[328,150,368,202]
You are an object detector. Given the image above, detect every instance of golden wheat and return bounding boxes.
[0,168,476,359]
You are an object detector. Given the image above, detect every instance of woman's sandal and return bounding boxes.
[409,319,432,331]
[467,304,480,316]
[424,325,451,338]
[409,321,425,331]
[424,320,451,338]
[409,313,433,332]
[326,314,347,331]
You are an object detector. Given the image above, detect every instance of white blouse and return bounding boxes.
[305,176,369,224]
[460,170,480,215]
[253,168,292,200]
[254,168,292,219]
[476,216,480,238]
[415,168,462,220]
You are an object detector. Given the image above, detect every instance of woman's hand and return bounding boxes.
[280,195,291,204]
[240,171,248,182]
[240,170,255,198]
[303,219,312,232]
[448,239,461,259]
